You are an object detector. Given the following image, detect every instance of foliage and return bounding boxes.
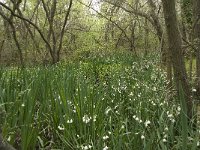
[0,52,199,149]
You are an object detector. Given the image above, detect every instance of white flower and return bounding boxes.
[167,114,173,118]
[82,115,91,124]
[151,102,156,106]
[105,107,111,115]
[7,136,11,142]
[93,115,97,122]
[67,119,73,124]
[177,106,181,111]
[21,103,25,107]
[84,146,89,150]
[82,144,92,150]
[153,87,157,91]
[192,88,197,92]
[115,111,120,115]
[58,125,65,131]
[141,135,145,139]
[103,135,109,140]
[135,117,139,121]
[103,146,109,150]
[144,120,151,127]
[164,127,168,131]
[197,141,200,146]
[135,132,139,135]
[163,139,167,142]
[88,145,92,149]
[129,92,133,96]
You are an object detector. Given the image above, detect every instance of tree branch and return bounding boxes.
[0,2,53,58]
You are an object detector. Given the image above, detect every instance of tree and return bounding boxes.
[162,0,193,118]
[193,0,200,99]
[0,0,73,64]
[0,1,24,67]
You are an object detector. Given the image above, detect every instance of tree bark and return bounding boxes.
[162,0,193,118]
[193,0,200,99]
[0,5,24,67]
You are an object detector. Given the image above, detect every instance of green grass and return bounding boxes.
[0,52,199,149]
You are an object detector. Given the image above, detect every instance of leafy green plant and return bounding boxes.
[0,52,199,149]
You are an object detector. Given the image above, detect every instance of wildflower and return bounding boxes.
[93,115,97,122]
[83,115,91,124]
[121,125,125,129]
[153,87,156,91]
[114,105,118,109]
[115,111,120,115]
[88,145,92,149]
[21,103,25,107]
[141,135,145,139]
[177,106,181,112]
[167,114,173,118]
[103,145,109,150]
[135,117,139,121]
[138,93,141,98]
[67,119,73,124]
[129,92,133,96]
[103,135,109,140]
[151,102,156,106]
[197,141,200,146]
[105,107,111,115]
[82,144,92,150]
[192,88,197,92]
[7,136,11,142]
[144,120,151,127]
[83,146,89,150]
[58,125,65,131]
[164,127,168,131]
[135,132,139,135]
[163,139,167,142]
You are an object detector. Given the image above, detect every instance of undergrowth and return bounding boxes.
[0,52,199,149]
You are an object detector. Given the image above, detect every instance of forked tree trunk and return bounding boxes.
[162,0,193,118]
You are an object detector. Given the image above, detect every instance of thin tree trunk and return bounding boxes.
[0,6,24,67]
[162,0,193,118]
[193,0,200,99]
[144,18,149,56]
[0,40,4,61]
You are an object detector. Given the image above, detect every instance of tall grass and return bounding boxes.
[0,52,199,149]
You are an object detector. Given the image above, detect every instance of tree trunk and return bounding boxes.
[193,0,200,99]
[148,0,166,64]
[144,18,149,56]
[162,0,193,118]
